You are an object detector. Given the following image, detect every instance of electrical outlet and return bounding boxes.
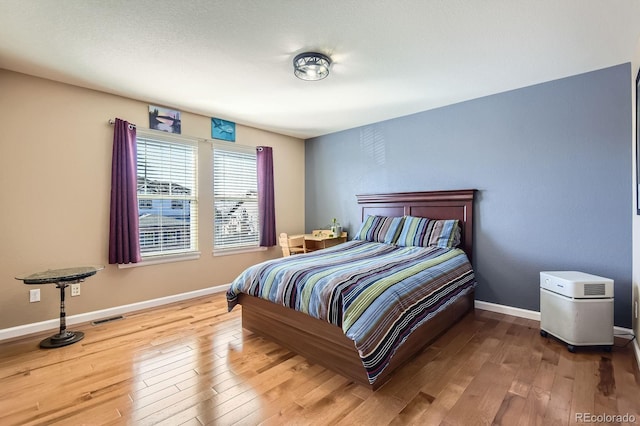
[70,283,81,297]
[29,288,40,303]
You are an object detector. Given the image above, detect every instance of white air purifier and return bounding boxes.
[539,271,614,352]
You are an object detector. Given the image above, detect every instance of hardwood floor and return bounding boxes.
[1,292,638,425]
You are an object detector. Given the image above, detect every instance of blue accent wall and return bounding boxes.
[305,63,633,328]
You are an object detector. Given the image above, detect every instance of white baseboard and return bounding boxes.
[474,299,635,340]
[0,284,231,342]
[5,291,637,373]
[474,300,541,321]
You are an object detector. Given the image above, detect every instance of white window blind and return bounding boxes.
[213,145,259,250]
[136,132,198,257]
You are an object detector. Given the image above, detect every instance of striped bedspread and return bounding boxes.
[227,240,476,384]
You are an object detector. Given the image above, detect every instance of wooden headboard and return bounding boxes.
[356,189,476,262]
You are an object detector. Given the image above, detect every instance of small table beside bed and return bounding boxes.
[227,189,476,390]
[303,230,347,252]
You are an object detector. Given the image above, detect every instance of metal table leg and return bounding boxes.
[39,281,84,348]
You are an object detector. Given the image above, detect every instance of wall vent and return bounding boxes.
[91,315,124,325]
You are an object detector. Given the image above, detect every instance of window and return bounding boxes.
[136,131,198,258]
[213,144,259,251]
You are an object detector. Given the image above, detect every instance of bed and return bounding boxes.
[227,189,476,390]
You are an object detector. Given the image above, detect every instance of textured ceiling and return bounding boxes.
[1,1,639,139]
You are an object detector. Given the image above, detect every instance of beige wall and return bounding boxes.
[0,69,305,329]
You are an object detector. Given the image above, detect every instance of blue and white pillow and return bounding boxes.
[353,215,404,244]
[396,216,461,248]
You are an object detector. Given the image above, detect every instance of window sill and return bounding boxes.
[117,252,201,269]
[213,246,267,257]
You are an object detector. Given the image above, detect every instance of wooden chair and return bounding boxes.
[279,232,307,257]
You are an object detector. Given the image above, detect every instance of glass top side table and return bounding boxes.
[16,265,104,348]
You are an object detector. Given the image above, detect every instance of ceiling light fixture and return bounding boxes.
[293,52,332,81]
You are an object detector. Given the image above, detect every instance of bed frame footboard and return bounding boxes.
[238,291,474,390]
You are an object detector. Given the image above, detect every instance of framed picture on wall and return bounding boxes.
[149,105,181,134]
[211,118,236,142]
[637,69,640,214]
